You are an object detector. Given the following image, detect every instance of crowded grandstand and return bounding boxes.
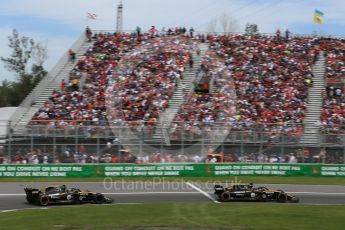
[0,26,345,165]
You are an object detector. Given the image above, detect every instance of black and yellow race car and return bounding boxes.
[214,183,299,203]
[24,185,113,206]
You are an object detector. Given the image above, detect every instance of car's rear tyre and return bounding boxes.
[219,191,231,202]
[39,195,49,206]
[258,192,267,201]
[277,193,287,203]
[93,194,105,204]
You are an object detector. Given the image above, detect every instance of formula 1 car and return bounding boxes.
[24,185,113,206]
[214,183,299,203]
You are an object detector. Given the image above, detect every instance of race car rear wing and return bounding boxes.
[24,188,40,197]
[214,185,225,195]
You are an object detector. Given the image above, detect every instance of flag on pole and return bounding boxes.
[87,12,97,20]
[314,9,324,24]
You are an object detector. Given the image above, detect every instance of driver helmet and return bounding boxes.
[60,185,67,191]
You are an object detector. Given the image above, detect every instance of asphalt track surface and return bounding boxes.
[1,182,345,212]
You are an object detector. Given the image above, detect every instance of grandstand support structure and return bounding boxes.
[300,51,326,146]
[9,33,91,136]
[151,42,209,144]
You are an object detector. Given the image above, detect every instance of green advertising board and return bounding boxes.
[0,164,345,178]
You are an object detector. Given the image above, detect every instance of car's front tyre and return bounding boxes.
[277,193,288,203]
[93,194,105,204]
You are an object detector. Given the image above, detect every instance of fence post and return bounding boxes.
[240,131,244,155]
[160,125,163,154]
[53,128,56,163]
[139,126,143,156]
[259,129,263,154]
[74,125,78,154]
[201,129,205,154]
[181,128,185,156]
[30,129,34,153]
[281,134,285,158]
[7,121,12,162]
[97,128,100,162]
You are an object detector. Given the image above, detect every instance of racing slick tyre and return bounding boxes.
[219,191,232,202]
[93,194,105,204]
[277,193,288,203]
[38,195,49,206]
[258,192,267,201]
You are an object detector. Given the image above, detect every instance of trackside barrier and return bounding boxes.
[0,164,345,178]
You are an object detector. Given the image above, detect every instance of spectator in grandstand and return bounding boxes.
[335,88,342,97]
[32,31,197,143]
[60,79,66,90]
[189,27,195,37]
[106,34,195,130]
[85,26,92,42]
[288,153,297,163]
[192,154,201,163]
[321,38,345,135]
[172,34,316,140]
[68,49,76,62]
[135,26,141,36]
[275,29,281,39]
[71,78,79,91]
[32,32,145,125]
[189,55,194,68]
[149,26,158,37]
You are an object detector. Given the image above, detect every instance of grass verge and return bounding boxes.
[0,176,345,185]
[0,203,344,230]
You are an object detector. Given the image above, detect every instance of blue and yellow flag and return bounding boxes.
[314,9,324,24]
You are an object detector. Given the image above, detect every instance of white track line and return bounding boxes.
[1,209,17,213]
[1,207,48,213]
[287,192,345,195]
[103,192,200,195]
[185,182,220,203]
[0,192,200,196]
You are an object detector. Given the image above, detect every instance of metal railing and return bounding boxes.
[1,121,345,164]
[1,120,343,145]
